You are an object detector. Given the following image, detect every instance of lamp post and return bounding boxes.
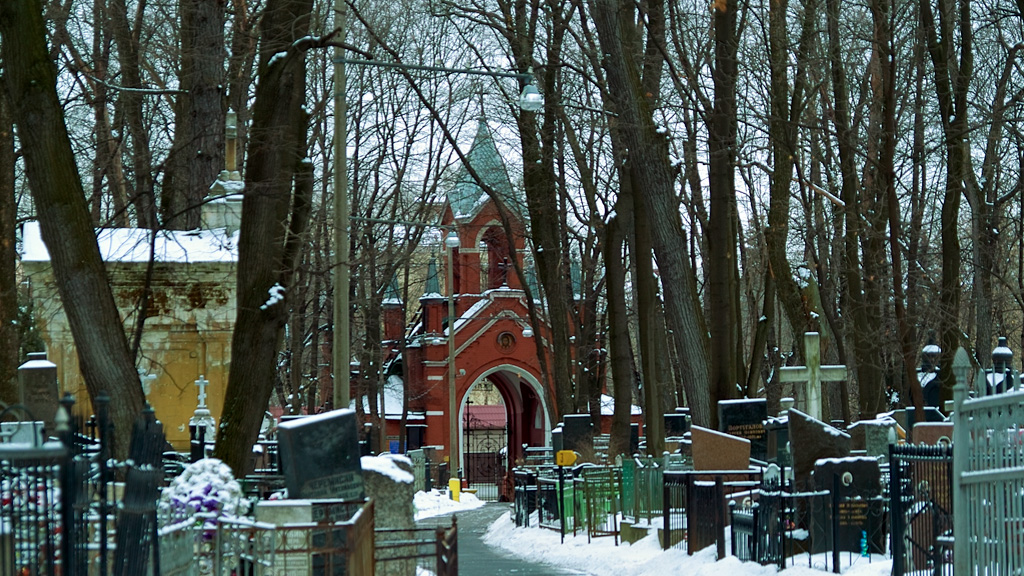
[445,229,461,477]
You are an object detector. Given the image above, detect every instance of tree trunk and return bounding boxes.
[163,0,226,230]
[108,0,156,228]
[0,85,16,405]
[605,205,633,459]
[707,0,740,413]
[0,0,146,456]
[918,0,971,407]
[215,0,315,474]
[590,0,711,426]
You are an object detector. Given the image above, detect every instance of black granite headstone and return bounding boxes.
[562,414,593,454]
[630,423,640,455]
[904,406,945,432]
[811,457,885,554]
[552,426,564,453]
[277,409,366,500]
[717,398,768,461]
[764,417,790,467]
[665,413,690,438]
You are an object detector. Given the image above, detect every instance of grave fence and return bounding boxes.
[890,443,953,576]
[661,470,762,558]
[729,477,787,569]
[622,455,664,526]
[579,466,621,543]
[373,515,458,576]
[952,379,1024,573]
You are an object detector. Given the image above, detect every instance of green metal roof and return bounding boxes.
[448,118,524,220]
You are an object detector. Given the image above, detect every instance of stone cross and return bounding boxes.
[195,375,210,408]
[779,332,847,421]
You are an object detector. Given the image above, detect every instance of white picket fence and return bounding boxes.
[953,348,1024,574]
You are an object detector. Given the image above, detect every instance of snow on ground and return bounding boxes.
[414,489,486,520]
[483,508,893,576]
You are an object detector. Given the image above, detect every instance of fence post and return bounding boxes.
[558,466,566,544]
[662,474,670,550]
[729,501,737,559]
[889,444,903,576]
[715,476,725,560]
[751,502,759,562]
[832,474,840,574]
[951,349,969,575]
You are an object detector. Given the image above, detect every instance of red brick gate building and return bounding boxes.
[380,119,555,492]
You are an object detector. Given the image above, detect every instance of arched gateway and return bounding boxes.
[378,118,556,500]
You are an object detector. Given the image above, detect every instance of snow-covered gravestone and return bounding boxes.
[277,408,365,500]
[779,332,847,421]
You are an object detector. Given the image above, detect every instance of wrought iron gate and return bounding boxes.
[464,428,506,501]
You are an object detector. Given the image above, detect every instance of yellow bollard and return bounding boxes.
[448,478,461,502]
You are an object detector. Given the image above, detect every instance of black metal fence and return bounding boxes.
[0,395,171,576]
[890,443,954,576]
[730,478,787,569]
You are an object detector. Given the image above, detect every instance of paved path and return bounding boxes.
[416,502,589,575]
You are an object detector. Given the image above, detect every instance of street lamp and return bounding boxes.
[445,229,461,477]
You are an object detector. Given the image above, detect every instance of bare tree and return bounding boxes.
[0,0,147,455]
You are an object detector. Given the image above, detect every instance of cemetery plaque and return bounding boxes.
[18,353,60,431]
[812,457,886,554]
[717,398,767,461]
[277,409,366,500]
[691,425,750,471]
[788,408,851,492]
[562,414,593,455]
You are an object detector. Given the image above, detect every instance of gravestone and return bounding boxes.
[665,411,690,438]
[849,419,899,461]
[691,425,750,471]
[717,398,767,461]
[551,426,564,453]
[912,422,954,446]
[788,409,851,492]
[362,454,415,576]
[779,333,847,421]
[812,457,886,554]
[277,409,366,500]
[408,449,427,493]
[630,423,640,455]
[905,407,947,442]
[764,417,790,468]
[562,414,593,455]
[18,352,59,431]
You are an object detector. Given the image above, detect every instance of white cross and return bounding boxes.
[779,332,847,421]
[195,375,210,408]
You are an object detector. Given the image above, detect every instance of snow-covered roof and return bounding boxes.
[21,221,239,263]
[359,374,425,420]
[599,393,642,416]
